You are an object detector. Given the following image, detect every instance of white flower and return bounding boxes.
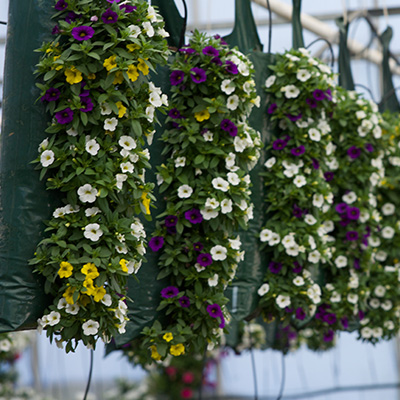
[361,327,372,339]
[330,292,341,303]
[260,228,273,242]
[276,295,291,308]
[286,244,300,257]
[67,127,79,136]
[57,298,67,310]
[382,203,395,216]
[210,245,227,261]
[84,223,103,242]
[85,207,101,217]
[212,177,230,192]
[208,274,219,287]
[308,128,321,142]
[0,339,11,352]
[47,311,61,326]
[384,320,395,330]
[101,294,112,307]
[225,152,236,168]
[369,236,381,247]
[227,172,240,186]
[282,84,300,98]
[142,21,154,37]
[381,226,395,239]
[104,117,118,131]
[195,263,205,273]
[127,260,142,274]
[177,184,193,198]
[85,139,100,156]
[40,150,55,167]
[65,303,80,315]
[157,27,169,37]
[145,106,155,122]
[374,285,386,297]
[296,69,311,82]
[205,198,219,209]
[264,157,276,168]
[265,75,276,88]
[372,327,383,338]
[356,110,366,120]
[347,293,358,304]
[227,95,239,111]
[118,135,137,150]
[308,250,321,264]
[268,233,280,246]
[53,207,66,218]
[257,283,270,296]
[381,300,393,311]
[335,255,348,268]
[120,162,134,174]
[373,125,382,138]
[342,191,357,204]
[293,276,305,286]
[82,320,100,336]
[149,92,162,107]
[243,80,255,94]
[200,207,219,220]
[221,199,233,214]
[229,237,241,250]
[234,137,247,153]
[304,214,317,225]
[174,156,186,168]
[128,24,141,38]
[282,234,296,248]
[78,184,98,203]
[203,131,213,141]
[38,138,49,152]
[221,79,236,94]
[293,175,306,188]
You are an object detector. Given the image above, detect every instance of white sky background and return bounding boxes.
[1,0,400,398]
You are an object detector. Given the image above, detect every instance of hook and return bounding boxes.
[266,0,272,54]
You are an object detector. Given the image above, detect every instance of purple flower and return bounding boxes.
[168,108,183,119]
[346,231,359,241]
[170,70,185,86]
[179,296,190,308]
[354,258,360,270]
[80,96,94,112]
[41,87,60,102]
[219,315,226,329]
[190,67,207,83]
[292,261,303,274]
[165,215,178,228]
[149,236,164,251]
[161,286,179,299]
[202,46,219,57]
[335,203,348,214]
[347,146,361,159]
[324,171,334,181]
[313,89,325,101]
[207,303,223,318]
[197,253,212,267]
[291,145,305,156]
[120,4,136,13]
[325,89,332,101]
[52,25,61,35]
[323,330,334,342]
[107,0,121,3]
[359,310,365,321]
[295,307,306,320]
[365,143,374,152]
[306,98,317,108]
[65,11,80,23]
[214,34,228,45]
[267,103,277,114]
[193,242,204,252]
[341,317,349,329]
[184,209,203,224]
[55,0,68,10]
[269,261,282,274]
[179,46,196,54]
[55,108,74,124]
[211,57,223,66]
[102,8,118,24]
[293,204,303,218]
[71,25,95,41]
[225,60,238,75]
[323,313,337,325]
[347,206,360,220]
[286,113,302,122]
[220,119,238,137]
[340,215,351,227]
[272,139,287,151]
[312,158,320,170]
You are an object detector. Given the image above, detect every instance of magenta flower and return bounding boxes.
[341,317,349,329]
[313,89,325,101]
[335,203,348,214]
[295,307,306,320]
[211,57,223,66]
[179,296,191,308]
[55,0,68,11]
[286,113,302,122]
[291,145,305,156]
[149,236,164,251]
[184,209,203,224]
[197,253,212,267]
[71,25,95,41]
[346,231,359,241]
[347,146,361,159]
[190,67,207,83]
[202,46,219,57]
[324,171,334,181]
[41,87,60,102]
[193,242,204,252]
[347,206,360,220]
[168,108,183,119]
[206,303,223,318]
[161,286,179,299]
[272,139,287,151]
[323,330,334,342]
[225,60,238,74]
[220,119,238,137]
[306,98,317,108]
[165,215,178,228]
[292,261,303,273]
[323,313,337,325]
[170,70,185,86]
[312,158,320,169]
[80,97,94,112]
[365,143,374,152]
[52,25,61,35]
[102,8,118,24]
[268,261,282,274]
[55,108,74,124]
[120,4,136,13]
[267,103,277,114]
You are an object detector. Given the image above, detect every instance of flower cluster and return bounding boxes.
[258,48,337,328]
[140,31,262,361]
[31,0,170,352]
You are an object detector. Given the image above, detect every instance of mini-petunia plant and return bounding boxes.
[31,0,170,352]
[139,30,262,362]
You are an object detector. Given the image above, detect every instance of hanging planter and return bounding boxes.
[31,0,170,352]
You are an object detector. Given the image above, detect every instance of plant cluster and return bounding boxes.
[31,0,170,352]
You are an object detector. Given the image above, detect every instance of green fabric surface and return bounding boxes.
[336,18,355,91]
[292,0,305,50]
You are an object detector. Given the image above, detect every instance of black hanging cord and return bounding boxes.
[178,0,188,49]
[83,350,94,400]
[0,21,7,25]
[305,38,335,69]
[276,353,286,400]
[248,323,259,400]
[265,0,272,55]
[380,85,400,104]
[354,83,377,102]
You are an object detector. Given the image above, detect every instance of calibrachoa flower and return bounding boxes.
[33,0,170,352]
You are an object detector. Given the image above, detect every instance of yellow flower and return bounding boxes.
[93,286,106,302]
[113,71,124,85]
[126,43,140,52]
[194,109,210,122]
[119,259,128,273]
[137,58,149,75]
[116,101,127,118]
[170,343,185,357]
[79,294,91,307]
[58,261,73,278]
[127,65,139,82]
[65,66,83,84]
[81,263,99,279]
[103,55,117,71]
[63,286,79,305]
[52,55,63,71]
[163,332,173,342]
[141,192,151,215]
[150,345,162,361]
[87,73,96,80]
[82,278,95,296]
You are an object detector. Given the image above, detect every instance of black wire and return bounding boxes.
[83,350,94,400]
[0,21,6,25]
[178,0,188,49]
[354,83,377,102]
[248,324,259,400]
[265,0,272,55]
[305,38,335,68]
[276,354,286,400]
[380,85,400,104]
